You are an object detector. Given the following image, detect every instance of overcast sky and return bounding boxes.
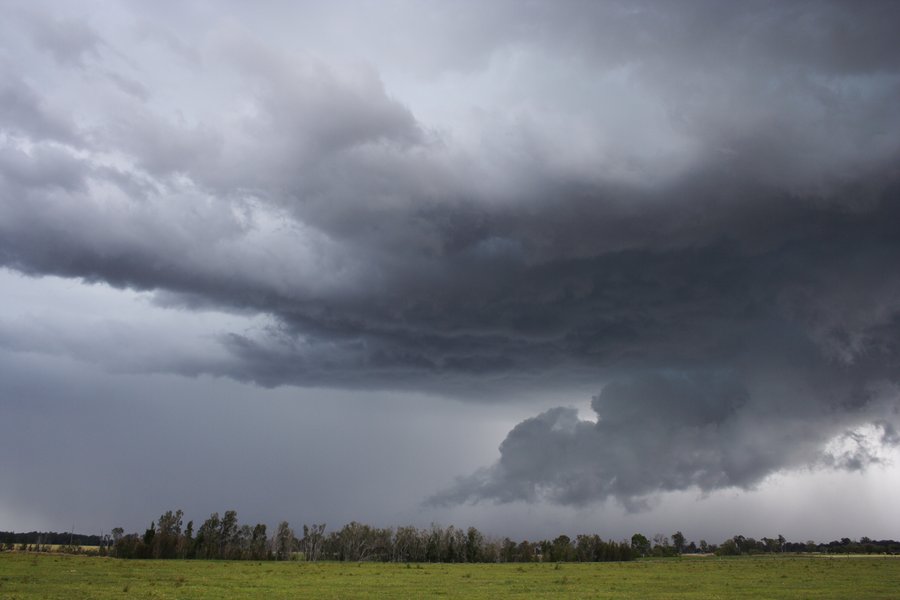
[2,0,899,544]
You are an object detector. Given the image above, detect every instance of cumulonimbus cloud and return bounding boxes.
[1,0,899,506]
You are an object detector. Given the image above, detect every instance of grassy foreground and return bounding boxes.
[1,553,898,599]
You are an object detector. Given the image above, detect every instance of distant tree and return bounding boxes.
[114,533,143,559]
[274,521,294,561]
[549,535,573,562]
[181,521,194,559]
[301,523,325,562]
[574,534,596,562]
[143,522,155,550]
[480,537,501,563]
[235,525,252,559]
[111,527,124,557]
[500,538,516,562]
[375,527,395,562]
[671,531,685,555]
[716,538,740,556]
[220,510,239,559]
[743,536,761,554]
[631,533,650,557]
[425,524,444,562]
[516,540,536,562]
[153,510,183,559]
[465,527,483,563]
[251,524,268,560]
[196,513,221,559]
[761,537,777,553]
[448,526,467,562]
[392,525,421,562]
[652,533,674,557]
[337,521,371,561]
[441,526,455,562]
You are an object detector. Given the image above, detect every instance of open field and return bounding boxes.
[1,553,898,599]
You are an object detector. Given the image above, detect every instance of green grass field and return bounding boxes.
[1,553,898,599]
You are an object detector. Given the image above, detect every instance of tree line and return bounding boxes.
[7,509,634,562]
[3,511,897,560]
[712,534,900,556]
[110,510,636,562]
[628,532,900,557]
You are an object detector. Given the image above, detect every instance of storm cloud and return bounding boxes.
[2,0,900,516]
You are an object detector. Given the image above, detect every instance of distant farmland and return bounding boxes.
[1,552,898,599]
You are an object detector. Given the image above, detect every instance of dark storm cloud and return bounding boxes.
[0,73,80,144]
[19,8,102,68]
[0,144,87,192]
[431,371,899,509]
[2,0,900,507]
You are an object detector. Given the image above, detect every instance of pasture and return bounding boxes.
[1,552,898,599]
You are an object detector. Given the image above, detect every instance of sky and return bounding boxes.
[1,0,899,544]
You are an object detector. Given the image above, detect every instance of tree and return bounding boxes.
[251,524,268,560]
[196,513,221,559]
[392,526,422,562]
[716,538,740,556]
[111,527,124,558]
[651,533,673,557]
[501,538,517,562]
[302,523,326,562]
[445,526,466,562]
[549,535,573,562]
[220,510,239,559]
[181,521,194,559]
[762,537,780,553]
[236,525,252,559]
[631,533,650,557]
[671,531,685,555]
[479,537,500,563]
[337,521,372,561]
[425,524,444,562]
[143,522,155,548]
[153,510,183,559]
[516,540,535,562]
[274,521,294,561]
[574,534,596,562]
[465,527,484,563]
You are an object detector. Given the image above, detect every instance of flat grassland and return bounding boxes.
[1,553,898,599]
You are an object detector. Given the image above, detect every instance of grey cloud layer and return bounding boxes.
[2,1,900,505]
[431,372,899,508]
